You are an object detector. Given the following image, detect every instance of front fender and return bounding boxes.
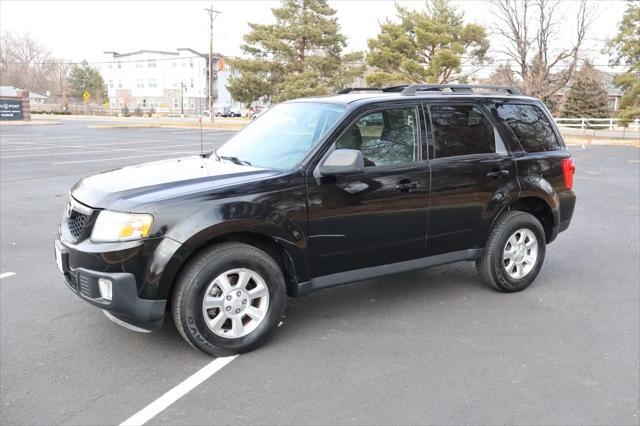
[155,201,308,300]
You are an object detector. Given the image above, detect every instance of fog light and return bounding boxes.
[98,278,112,301]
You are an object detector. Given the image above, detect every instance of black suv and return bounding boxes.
[55,84,576,356]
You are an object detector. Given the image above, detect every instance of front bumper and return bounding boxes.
[55,240,166,331]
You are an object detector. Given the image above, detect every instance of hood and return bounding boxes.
[71,155,279,209]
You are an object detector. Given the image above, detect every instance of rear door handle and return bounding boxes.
[395,181,418,192]
[486,170,510,179]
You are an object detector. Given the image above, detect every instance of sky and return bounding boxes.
[0,0,630,73]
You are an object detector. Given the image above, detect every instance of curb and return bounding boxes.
[563,136,640,148]
[1,120,61,126]
[86,123,246,131]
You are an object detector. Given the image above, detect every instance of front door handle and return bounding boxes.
[486,169,510,179]
[395,181,418,193]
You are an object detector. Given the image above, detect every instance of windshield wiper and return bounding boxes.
[220,155,251,166]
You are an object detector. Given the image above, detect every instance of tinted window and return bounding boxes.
[496,104,560,152]
[430,105,495,158]
[336,107,419,167]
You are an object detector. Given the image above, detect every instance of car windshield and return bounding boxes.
[215,102,346,169]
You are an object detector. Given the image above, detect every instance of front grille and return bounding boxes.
[62,197,95,243]
[67,210,87,239]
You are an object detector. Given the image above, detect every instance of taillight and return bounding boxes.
[562,158,575,190]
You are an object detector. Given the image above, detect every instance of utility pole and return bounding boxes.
[205,4,221,124]
[180,81,186,116]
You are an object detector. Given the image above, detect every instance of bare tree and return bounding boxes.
[0,31,60,95]
[491,0,594,103]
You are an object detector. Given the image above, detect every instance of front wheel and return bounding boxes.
[476,211,546,292]
[172,242,287,356]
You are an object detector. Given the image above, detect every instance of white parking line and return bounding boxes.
[0,139,186,151]
[1,143,205,159]
[53,151,197,164]
[120,355,237,426]
[0,272,16,279]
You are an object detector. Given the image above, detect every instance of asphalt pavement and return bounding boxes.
[1,119,639,425]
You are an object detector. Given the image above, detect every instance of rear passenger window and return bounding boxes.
[429,105,495,158]
[496,104,560,152]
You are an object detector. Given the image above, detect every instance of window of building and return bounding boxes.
[429,105,495,158]
[148,79,157,88]
[117,62,121,69]
[136,79,144,88]
[118,79,122,88]
[335,107,419,167]
[495,104,561,152]
[173,98,179,108]
[190,60,194,68]
[182,61,186,67]
[148,60,156,68]
[136,62,143,68]
[190,79,194,88]
[109,80,114,88]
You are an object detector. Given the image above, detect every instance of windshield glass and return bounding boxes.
[216,102,346,169]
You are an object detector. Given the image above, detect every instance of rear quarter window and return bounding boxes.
[496,104,561,152]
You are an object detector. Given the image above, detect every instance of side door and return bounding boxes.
[306,104,430,277]
[424,101,519,256]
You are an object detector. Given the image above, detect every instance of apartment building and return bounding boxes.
[101,48,240,114]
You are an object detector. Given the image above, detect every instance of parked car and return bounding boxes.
[55,84,576,356]
[215,106,242,117]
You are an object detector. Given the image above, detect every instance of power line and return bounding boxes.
[2,55,211,66]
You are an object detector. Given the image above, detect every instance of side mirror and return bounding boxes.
[319,149,364,176]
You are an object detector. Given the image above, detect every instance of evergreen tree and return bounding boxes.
[561,62,609,118]
[365,0,489,86]
[67,60,106,102]
[226,0,363,105]
[606,2,639,126]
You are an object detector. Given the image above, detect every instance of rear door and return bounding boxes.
[424,101,518,256]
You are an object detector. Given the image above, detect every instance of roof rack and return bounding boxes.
[337,87,382,94]
[400,84,521,96]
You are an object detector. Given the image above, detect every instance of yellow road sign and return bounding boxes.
[83,91,90,102]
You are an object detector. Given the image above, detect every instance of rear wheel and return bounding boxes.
[172,242,286,356]
[476,211,546,292]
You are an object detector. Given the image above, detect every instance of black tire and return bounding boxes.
[476,210,546,293]
[172,242,287,356]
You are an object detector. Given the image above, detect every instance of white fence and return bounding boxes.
[554,117,640,132]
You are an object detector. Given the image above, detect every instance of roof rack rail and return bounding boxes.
[401,84,521,96]
[337,87,382,94]
[381,85,409,92]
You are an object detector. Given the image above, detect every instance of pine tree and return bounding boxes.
[561,63,610,118]
[226,0,363,105]
[365,0,489,86]
[67,60,106,102]
[606,2,639,126]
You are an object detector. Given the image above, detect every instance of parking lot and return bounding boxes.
[1,119,639,425]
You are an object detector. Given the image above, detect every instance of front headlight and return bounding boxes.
[91,211,153,242]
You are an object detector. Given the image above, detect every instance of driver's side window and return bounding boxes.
[335,107,419,167]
